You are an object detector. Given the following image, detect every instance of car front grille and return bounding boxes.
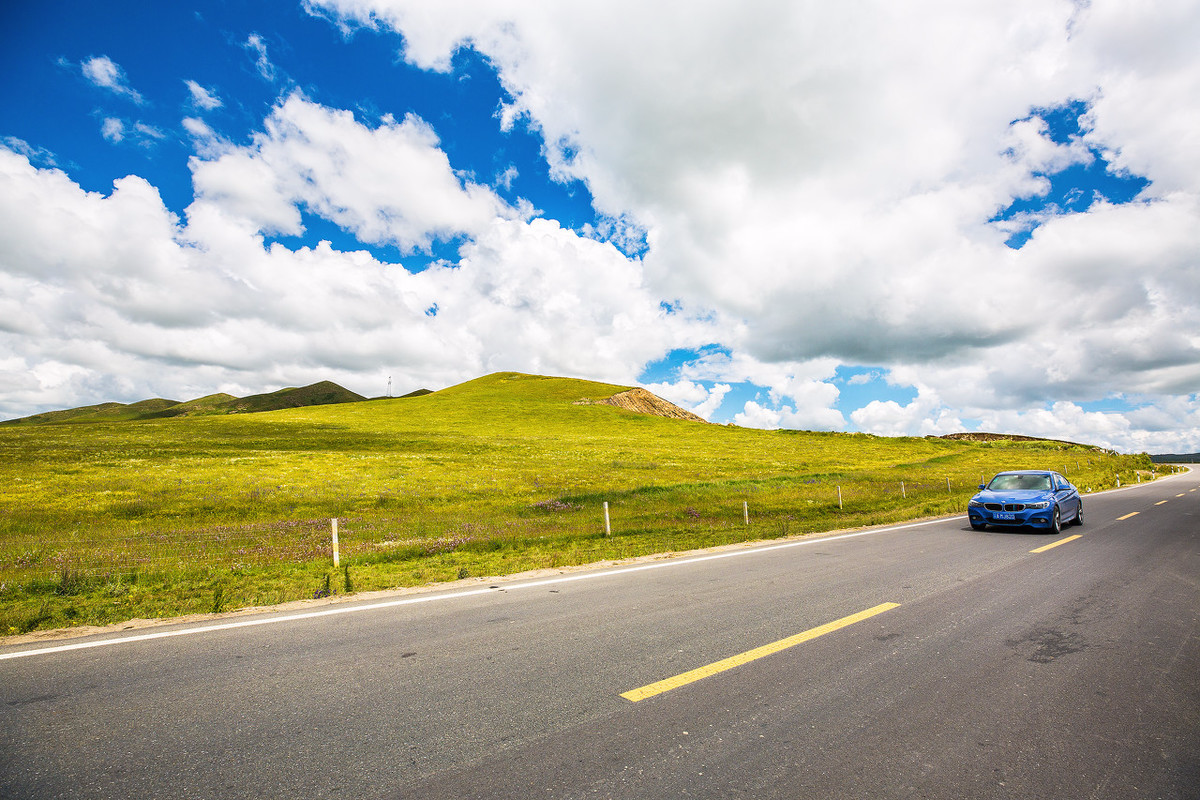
[984,503,1026,512]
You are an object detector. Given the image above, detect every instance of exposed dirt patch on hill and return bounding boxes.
[576,387,706,423]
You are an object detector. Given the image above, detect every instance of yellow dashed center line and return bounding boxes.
[1155,500,1169,506]
[1176,493,1186,498]
[621,602,901,702]
[1030,534,1082,553]
[1117,512,1139,520]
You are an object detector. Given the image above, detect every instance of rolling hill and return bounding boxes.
[1,381,367,425]
[0,374,704,426]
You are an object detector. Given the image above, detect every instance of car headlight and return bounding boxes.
[968,499,984,507]
[1025,501,1051,509]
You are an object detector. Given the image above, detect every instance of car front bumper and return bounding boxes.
[969,506,1055,528]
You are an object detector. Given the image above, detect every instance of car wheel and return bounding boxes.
[970,521,987,531]
[1073,503,1084,527]
[1051,506,1062,534]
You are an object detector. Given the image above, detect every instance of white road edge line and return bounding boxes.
[1,519,942,662]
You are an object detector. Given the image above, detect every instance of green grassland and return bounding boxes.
[0,372,1164,636]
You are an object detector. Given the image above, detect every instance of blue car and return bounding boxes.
[967,470,1083,533]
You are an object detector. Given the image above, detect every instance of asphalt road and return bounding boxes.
[3,469,1198,799]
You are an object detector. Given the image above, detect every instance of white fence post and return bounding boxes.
[901,481,906,499]
[743,501,749,526]
[838,485,843,509]
[331,518,340,568]
[604,502,611,536]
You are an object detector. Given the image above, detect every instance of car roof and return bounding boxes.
[994,469,1053,475]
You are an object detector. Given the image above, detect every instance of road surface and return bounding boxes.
[3,469,1198,798]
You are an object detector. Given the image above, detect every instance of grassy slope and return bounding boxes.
[0,372,1161,635]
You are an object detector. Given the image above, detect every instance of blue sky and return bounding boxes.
[2,1,1199,452]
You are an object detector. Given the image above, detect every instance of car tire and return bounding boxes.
[970,521,987,531]
[1050,506,1062,534]
[1073,504,1084,527]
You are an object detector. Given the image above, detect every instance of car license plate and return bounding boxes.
[995,512,1015,520]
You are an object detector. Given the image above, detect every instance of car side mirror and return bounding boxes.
[978,484,986,490]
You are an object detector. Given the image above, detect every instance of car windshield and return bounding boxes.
[987,474,1051,491]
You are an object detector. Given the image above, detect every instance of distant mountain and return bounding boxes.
[1,381,368,425]
[2,398,181,425]
[149,381,366,418]
[1150,453,1200,463]
[2,374,706,426]
[940,432,1097,449]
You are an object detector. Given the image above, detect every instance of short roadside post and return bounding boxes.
[604,502,611,536]
[743,501,749,526]
[331,518,340,568]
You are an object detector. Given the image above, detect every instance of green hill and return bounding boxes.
[2,381,367,424]
[209,380,366,415]
[0,401,130,426]
[143,381,366,418]
[142,392,240,419]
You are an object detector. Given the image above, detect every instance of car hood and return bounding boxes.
[972,489,1054,503]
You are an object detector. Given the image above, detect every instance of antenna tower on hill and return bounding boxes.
[387,376,392,397]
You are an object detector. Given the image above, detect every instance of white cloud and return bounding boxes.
[644,380,730,421]
[851,394,965,439]
[846,371,881,387]
[665,350,847,431]
[101,117,125,143]
[181,117,225,157]
[302,0,1200,451]
[244,34,278,82]
[188,93,514,251]
[81,56,144,103]
[99,117,165,147]
[1,137,57,168]
[185,80,223,111]
[734,400,847,433]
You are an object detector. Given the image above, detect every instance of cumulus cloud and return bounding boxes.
[645,380,731,421]
[188,94,514,251]
[664,350,847,431]
[851,395,966,439]
[303,0,1200,450]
